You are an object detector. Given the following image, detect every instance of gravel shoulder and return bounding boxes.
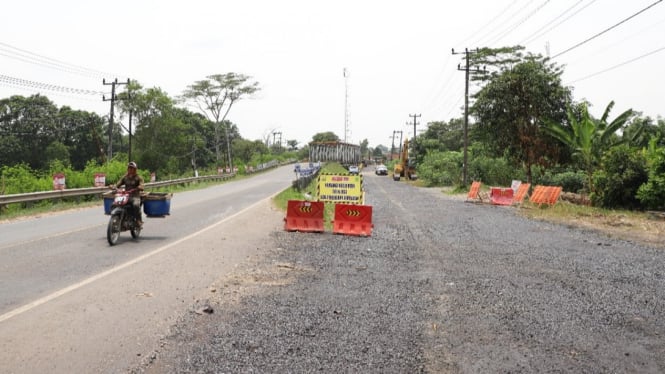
[131,175,665,373]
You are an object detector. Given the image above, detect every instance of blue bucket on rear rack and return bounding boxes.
[103,192,114,215]
[143,192,173,217]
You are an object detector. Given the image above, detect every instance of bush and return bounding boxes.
[536,170,586,193]
[418,151,463,187]
[468,155,517,186]
[592,145,648,209]
[637,146,665,210]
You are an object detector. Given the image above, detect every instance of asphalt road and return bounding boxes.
[0,165,295,373]
[4,165,665,373]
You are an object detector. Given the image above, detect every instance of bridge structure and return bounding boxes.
[308,141,361,165]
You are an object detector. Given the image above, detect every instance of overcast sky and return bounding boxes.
[1,0,664,149]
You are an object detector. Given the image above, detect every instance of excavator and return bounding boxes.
[393,138,417,181]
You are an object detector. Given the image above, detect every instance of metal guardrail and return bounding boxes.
[0,174,235,206]
[0,158,293,210]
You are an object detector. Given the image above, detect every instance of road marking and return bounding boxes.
[0,197,272,323]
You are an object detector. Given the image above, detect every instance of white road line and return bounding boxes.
[0,197,271,323]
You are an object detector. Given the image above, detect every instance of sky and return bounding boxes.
[1,0,664,150]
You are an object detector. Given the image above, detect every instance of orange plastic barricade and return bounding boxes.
[547,186,562,205]
[332,203,373,237]
[466,181,482,202]
[284,200,324,233]
[490,187,514,205]
[512,183,530,205]
[529,185,562,206]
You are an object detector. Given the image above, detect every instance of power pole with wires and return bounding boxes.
[453,48,483,186]
[408,114,420,163]
[102,78,129,163]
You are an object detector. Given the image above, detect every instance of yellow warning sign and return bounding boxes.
[317,174,363,204]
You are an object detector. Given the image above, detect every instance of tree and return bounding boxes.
[57,107,106,168]
[471,53,571,184]
[359,139,369,157]
[286,139,299,151]
[0,94,59,170]
[311,131,340,143]
[181,73,260,170]
[372,146,385,159]
[420,119,464,153]
[120,86,193,175]
[543,101,634,192]
[233,139,269,164]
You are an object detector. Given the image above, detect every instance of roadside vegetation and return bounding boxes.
[3,47,665,233]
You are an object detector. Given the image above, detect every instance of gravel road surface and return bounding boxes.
[132,171,665,373]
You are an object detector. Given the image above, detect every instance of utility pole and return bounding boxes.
[396,130,403,156]
[453,48,482,185]
[343,68,350,143]
[102,78,129,163]
[390,131,397,161]
[272,131,282,148]
[408,114,420,164]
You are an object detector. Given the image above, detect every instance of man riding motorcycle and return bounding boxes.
[114,161,145,227]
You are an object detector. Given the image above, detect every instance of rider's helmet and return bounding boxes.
[128,161,137,169]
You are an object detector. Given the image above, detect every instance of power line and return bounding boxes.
[472,0,531,47]
[484,0,552,47]
[0,74,106,96]
[0,41,119,79]
[567,45,665,84]
[552,0,663,58]
[458,0,522,47]
[520,0,593,45]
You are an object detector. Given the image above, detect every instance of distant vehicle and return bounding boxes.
[393,138,417,181]
[375,165,388,175]
[348,165,359,175]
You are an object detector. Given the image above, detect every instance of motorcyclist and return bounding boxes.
[114,161,145,227]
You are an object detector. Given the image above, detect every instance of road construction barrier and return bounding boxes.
[490,187,514,205]
[332,203,373,236]
[284,200,324,232]
[466,181,483,203]
[512,183,531,205]
[529,185,562,206]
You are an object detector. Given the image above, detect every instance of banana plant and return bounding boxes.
[544,101,634,192]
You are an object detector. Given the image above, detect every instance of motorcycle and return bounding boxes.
[107,188,143,245]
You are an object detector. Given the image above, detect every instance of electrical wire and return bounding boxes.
[552,0,663,58]
[0,41,121,79]
[520,0,594,45]
[0,74,106,96]
[484,0,552,47]
[458,0,522,48]
[566,45,665,84]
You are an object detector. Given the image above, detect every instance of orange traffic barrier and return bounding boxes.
[332,203,373,236]
[529,185,562,206]
[512,183,530,205]
[466,181,482,202]
[284,200,324,233]
[547,186,562,205]
[490,187,514,205]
